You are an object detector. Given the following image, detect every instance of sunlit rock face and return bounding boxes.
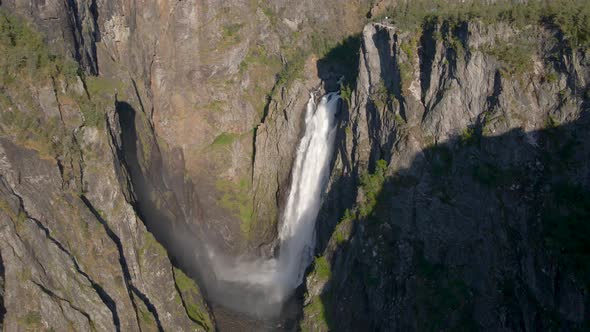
[205,93,340,317]
[1,1,589,331]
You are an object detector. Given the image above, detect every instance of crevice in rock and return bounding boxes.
[31,217,121,331]
[112,100,200,331]
[477,70,503,130]
[170,267,209,330]
[64,0,98,74]
[421,63,450,124]
[105,115,136,203]
[32,281,93,328]
[129,286,164,332]
[419,19,437,106]
[79,195,143,330]
[5,185,121,331]
[88,0,100,73]
[251,89,275,182]
[488,70,503,111]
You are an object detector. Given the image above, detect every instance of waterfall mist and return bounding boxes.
[202,92,341,317]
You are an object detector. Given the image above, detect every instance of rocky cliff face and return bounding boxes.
[1,0,375,255]
[0,0,373,329]
[0,10,212,331]
[2,0,590,331]
[302,16,589,332]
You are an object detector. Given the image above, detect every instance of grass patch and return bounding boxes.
[276,50,306,87]
[0,10,113,131]
[174,267,212,330]
[459,126,478,145]
[302,296,329,331]
[0,110,80,159]
[211,132,237,147]
[140,232,168,262]
[334,228,346,245]
[376,0,589,51]
[203,100,224,113]
[216,177,253,235]
[371,79,390,111]
[340,83,353,106]
[260,6,278,27]
[483,39,535,76]
[221,23,243,45]
[398,61,414,92]
[85,76,123,97]
[136,301,157,328]
[359,159,388,218]
[238,45,280,74]
[20,311,42,327]
[0,10,80,85]
[313,256,332,280]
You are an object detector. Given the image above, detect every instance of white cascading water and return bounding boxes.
[205,92,340,316]
[275,91,340,290]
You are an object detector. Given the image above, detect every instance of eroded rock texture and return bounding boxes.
[302,20,590,331]
[1,0,590,331]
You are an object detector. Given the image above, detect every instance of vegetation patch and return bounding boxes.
[140,232,168,262]
[216,177,253,235]
[482,39,535,76]
[302,296,329,332]
[221,23,243,45]
[313,256,332,280]
[459,126,478,146]
[375,0,589,55]
[19,311,42,328]
[371,79,390,111]
[173,267,212,330]
[211,132,237,147]
[334,228,347,245]
[359,159,388,218]
[0,10,79,85]
[276,50,306,88]
[0,110,81,160]
[340,83,353,106]
[136,300,157,328]
[238,45,280,74]
[260,6,278,27]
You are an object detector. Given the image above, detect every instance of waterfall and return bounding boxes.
[276,92,340,289]
[205,92,340,316]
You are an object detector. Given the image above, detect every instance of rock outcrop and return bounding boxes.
[302,17,589,331]
[2,0,590,331]
[0,10,212,331]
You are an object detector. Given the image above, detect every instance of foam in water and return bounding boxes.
[204,92,340,316]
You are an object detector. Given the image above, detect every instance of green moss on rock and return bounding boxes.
[216,177,254,235]
[173,267,212,331]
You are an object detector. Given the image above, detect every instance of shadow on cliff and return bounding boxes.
[312,111,590,331]
[116,101,190,250]
[313,33,364,251]
[115,101,220,325]
[316,34,361,93]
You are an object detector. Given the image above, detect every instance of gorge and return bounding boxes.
[205,92,340,319]
[0,0,589,331]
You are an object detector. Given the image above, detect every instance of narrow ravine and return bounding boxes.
[204,92,341,318]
